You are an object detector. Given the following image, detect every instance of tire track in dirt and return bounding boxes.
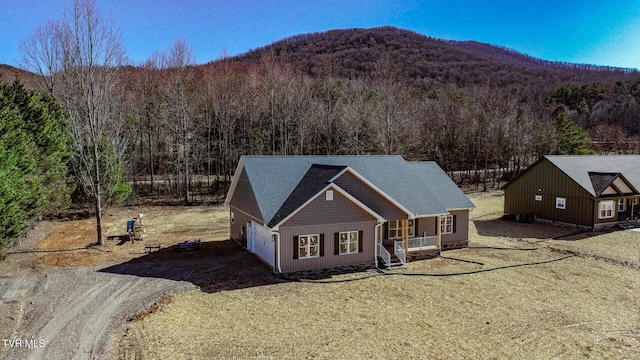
[0,272,37,345]
[75,278,141,359]
[2,268,194,360]
[27,275,118,360]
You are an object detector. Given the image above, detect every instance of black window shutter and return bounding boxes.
[413,218,418,235]
[334,233,339,255]
[383,221,388,240]
[358,230,364,253]
[293,235,299,259]
[453,215,457,233]
[320,234,325,257]
[434,217,438,233]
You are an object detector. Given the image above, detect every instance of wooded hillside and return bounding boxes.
[238,27,637,91]
[3,26,640,205]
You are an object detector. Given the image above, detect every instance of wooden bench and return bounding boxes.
[144,241,161,253]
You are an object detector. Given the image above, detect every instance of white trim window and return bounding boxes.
[299,234,320,259]
[618,199,626,212]
[388,219,415,239]
[339,231,358,254]
[599,200,614,219]
[633,197,639,205]
[440,215,454,234]
[555,197,566,209]
[325,190,333,201]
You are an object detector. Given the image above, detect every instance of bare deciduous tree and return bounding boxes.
[164,38,196,204]
[21,0,129,245]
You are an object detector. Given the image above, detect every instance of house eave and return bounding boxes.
[446,207,476,211]
[224,157,246,206]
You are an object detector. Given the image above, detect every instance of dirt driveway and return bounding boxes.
[0,205,277,360]
[1,265,195,360]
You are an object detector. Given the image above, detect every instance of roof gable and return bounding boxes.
[601,185,617,196]
[592,173,636,197]
[268,164,347,228]
[613,176,635,194]
[270,183,384,230]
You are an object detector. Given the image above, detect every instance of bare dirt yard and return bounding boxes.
[0,205,281,360]
[1,191,639,359]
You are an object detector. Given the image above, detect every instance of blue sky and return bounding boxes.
[2,0,639,69]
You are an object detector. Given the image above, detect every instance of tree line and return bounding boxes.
[118,50,600,197]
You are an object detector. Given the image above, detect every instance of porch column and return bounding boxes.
[403,219,409,252]
[436,215,442,249]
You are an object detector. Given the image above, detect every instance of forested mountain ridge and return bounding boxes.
[236,26,638,91]
[4,26,638,92]
[0,64,40,89]
[3,26,638,97]
[2,25,640,209]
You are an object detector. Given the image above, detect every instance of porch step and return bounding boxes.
[618,221,638,230]
[378,255,405,269]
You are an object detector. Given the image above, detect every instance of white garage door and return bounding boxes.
[250,221,275,268]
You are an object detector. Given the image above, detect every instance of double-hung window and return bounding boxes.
[618,199,626,212]
[339,231,358,254]
[388,220,415,239]
[298,234,320,259]
[556,197,566,209]
[440,215,454,234]
[599,201,614,219]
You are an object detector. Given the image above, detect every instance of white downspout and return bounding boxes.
[271,231,282,274]
[374,222,383,269]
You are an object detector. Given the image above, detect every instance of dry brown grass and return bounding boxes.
[547,230,640,268]
[113,191,640,359]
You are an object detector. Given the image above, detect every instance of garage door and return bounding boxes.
[250,221,275,268]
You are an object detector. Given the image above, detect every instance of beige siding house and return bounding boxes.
[225,155,475,273]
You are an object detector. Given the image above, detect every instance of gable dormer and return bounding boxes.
[589,172,638,197]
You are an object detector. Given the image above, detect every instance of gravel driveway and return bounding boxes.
[1,265,194,360]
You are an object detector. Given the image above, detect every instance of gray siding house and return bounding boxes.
[225,155,475,273]
[504,155,640,229]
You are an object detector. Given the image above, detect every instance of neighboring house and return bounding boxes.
[503,155,640,230]
[225,155,475,273]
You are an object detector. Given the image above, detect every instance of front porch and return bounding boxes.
[378,236,439,269]
[596,197,640,230]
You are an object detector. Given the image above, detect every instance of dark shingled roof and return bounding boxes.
[230,155,475,228]
[588,172,620,197]
[267,164,347,228]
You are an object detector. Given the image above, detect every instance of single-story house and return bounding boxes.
[225,155,475,273]
[503,155,640,230]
